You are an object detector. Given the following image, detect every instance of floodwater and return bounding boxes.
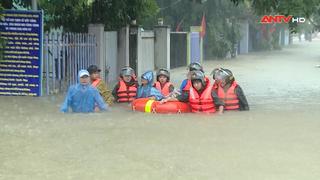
[1,39,320,180]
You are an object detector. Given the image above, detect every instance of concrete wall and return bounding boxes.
[117,26,129,75]
[239,20,249,54]
[137,30,155,77]
[154,26,170,70]
[88,24,106,81]
[90,24,171,82]
[104,31,118,84]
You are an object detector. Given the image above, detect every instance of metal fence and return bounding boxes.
[43,32,96,95]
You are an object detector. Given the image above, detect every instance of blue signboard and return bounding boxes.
[0,10,43,96]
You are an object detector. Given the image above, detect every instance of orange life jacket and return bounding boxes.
[217,81,239,110]
[154,81,173,96]
[91,78,101,88]
[189,78,216,113]
[117,79,137,103]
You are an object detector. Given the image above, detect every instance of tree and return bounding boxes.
[0,0,32,9]
[0,0,159,32]
[156,0,250,58]
[39,0,91,32]
[39,0,159,32]
[91,0,159,30]
[233,0,320,31]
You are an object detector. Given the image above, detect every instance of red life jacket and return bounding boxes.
[91,78,101,88]
[189,78,216,113]
[217,81,239,110]
[154,81,172,96]
[117,79,137,103]
[182,79,192,91]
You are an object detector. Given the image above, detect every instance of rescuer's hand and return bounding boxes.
[218,105,224,115]
[160,98,169,104]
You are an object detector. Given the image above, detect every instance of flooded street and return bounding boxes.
[1,40,320,180]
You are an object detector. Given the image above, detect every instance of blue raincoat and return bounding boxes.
[136,71,163,101]
[180,79,188,91]
[60,70,108,113]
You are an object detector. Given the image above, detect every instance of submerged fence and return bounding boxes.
[43,32,97,95]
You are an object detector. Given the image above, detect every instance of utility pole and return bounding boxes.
[32,0,37,10]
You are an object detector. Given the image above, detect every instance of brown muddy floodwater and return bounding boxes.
[1,40,320,180]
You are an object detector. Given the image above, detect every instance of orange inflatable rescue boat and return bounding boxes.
[132,98,190,113]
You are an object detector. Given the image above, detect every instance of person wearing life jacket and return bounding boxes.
[213,68,249,111]
[87,65,114,106]
[112,66,138,103]
[136,71,164,101]
[153,68,174,97]
[211,67,221,90]
[162,70,224,114]
[180,62,204,93]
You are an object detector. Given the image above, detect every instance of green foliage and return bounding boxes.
[250,0,320,31]
[0,0,32,9]
[91,0,159,30]
[156,0,248,59]
[155,0,320,58]
[205,1,247,58]
[39,0,159,32]
[309,6,320,30]
[39,0,91,32]
[156,0,203,31]
[0,0,159,32]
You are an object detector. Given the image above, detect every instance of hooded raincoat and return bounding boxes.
[136,71,163,101]
[60,70,108,113]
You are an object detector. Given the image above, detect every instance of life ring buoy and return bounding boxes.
[132,98,190,113]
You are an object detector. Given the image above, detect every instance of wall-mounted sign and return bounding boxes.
[0,10,43,96]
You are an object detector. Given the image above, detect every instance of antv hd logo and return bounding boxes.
[260,15,306,24]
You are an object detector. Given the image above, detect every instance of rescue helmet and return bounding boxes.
[190,70,206,86]
[120,66,135,77]
[156,68,170,81]
[218,68,235,86]
[211,67,221,80]
[187,62,204,72]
